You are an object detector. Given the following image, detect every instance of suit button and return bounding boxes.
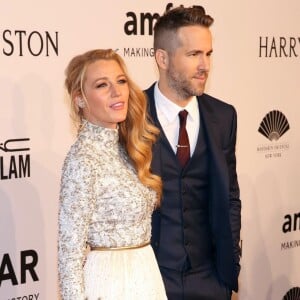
[185,241,190,246]
[183,207,188,212]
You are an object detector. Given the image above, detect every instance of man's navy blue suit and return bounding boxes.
[145,83,241,300]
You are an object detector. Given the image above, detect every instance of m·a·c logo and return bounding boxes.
[0,138,30,152]
[282,287,300,300]
[258,110,290,141]
[0,138,30,180]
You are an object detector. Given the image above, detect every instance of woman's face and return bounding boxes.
[82,59,129,129]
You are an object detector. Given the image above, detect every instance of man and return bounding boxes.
[145,6,241,300]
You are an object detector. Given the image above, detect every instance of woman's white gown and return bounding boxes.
[58,120,167,300]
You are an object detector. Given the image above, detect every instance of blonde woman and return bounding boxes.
[58,49,167,300]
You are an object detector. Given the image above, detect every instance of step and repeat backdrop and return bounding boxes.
[1,1,299,299]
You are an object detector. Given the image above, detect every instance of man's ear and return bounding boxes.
[155,49,169,70]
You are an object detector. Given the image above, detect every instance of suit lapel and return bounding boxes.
[147,84,178,157]
[198,96,229,193]
[146,84,177,177]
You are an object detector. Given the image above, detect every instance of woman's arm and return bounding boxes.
[58,155,95,300]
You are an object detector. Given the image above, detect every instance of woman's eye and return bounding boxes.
[96,82,107,88]
[118,79,127,84]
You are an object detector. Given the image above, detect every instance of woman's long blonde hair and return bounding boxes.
[65,49,162,203]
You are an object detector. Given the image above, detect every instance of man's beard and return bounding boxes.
[166,65,207,100]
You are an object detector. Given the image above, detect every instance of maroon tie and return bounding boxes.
[176,110,190,167]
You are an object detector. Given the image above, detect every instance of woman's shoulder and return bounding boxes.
[61,139,95,174]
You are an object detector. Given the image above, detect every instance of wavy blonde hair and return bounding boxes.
[64,49,162,203]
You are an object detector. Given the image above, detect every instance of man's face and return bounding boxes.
[166,25,213,101]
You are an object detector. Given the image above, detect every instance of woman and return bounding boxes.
[58,49,167,300]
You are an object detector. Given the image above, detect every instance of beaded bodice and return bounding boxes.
[58,120,157,299]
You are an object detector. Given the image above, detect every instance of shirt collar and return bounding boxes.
[154,82,199,123]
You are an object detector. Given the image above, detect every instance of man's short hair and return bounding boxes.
[154,6,214,53]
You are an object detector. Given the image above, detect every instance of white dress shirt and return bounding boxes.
[154,82,200,156]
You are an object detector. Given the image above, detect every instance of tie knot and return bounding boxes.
[179,110,188,126]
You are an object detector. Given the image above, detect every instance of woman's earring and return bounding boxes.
[77,97,86,108]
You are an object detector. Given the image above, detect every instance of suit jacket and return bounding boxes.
[145,83,241,292]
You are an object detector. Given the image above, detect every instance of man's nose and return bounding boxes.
[198,55,210,71]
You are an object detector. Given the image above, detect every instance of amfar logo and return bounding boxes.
[1,29,58,56]
[122,3,203,58]
[258,110,290,141]
[124,3,205,35]
[0,249,39,286]
[0,138,30,180]
[281,212,300,251]
[282,287,300,300]
[259,36,300,57]
[124,3,177,36]
[282,212,300,233]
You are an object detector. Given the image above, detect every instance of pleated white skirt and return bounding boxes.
[84,245,167,300]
